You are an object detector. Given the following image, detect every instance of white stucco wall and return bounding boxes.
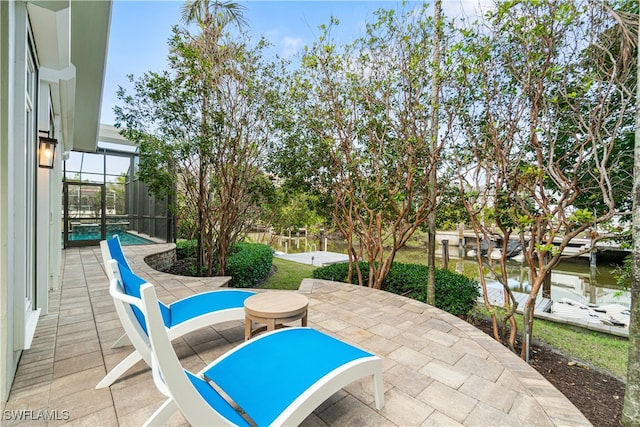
[0,0,26,403]
[0,0,10,404]
[0,0,110,402]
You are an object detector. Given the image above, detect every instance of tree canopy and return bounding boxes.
[446,0,636,358]
[268,7,448,289]
[115,2,282,276]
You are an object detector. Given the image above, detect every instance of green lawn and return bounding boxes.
[261,257,316,290]
[529,316,629,379]
[473,308,629,379]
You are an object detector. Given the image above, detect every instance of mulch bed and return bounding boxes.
[472,318,625,427]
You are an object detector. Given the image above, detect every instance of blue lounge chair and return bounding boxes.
[100,235,143,349]
[136,280,385,426]
[103,234,133,272]
[96,237,255,389]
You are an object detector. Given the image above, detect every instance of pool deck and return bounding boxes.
[1,243,592,426]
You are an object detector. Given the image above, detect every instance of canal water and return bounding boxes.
[265,234,631,309]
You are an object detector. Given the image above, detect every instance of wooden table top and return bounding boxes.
[244,292,309,318]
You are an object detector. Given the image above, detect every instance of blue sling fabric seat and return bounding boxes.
[117,265,252,333]
[203,328,379,426]
[138,282,385,426]
[106,234,132,272]
[96,236,255,389]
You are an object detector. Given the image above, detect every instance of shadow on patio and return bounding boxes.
[1,244,591,426]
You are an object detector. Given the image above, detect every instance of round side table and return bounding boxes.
[244,292,309,340]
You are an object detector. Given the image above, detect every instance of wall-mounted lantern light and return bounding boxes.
[38,136,57,169]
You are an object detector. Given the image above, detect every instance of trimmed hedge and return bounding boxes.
[312,261,370,284]
[174,240,273,287]
[314,261,479,317]
[176,239,198,259]
[227,242,274,288]
[433,269,481,317]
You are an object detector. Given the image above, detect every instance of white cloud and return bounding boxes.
[280,36,304,59]
[443,0,493,21]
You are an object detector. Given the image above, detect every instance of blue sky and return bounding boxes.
[101,0,489,124]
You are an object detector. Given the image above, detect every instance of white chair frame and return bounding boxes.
[138,282,385,426]
[97,241,254,389]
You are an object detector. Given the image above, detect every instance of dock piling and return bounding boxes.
[441,239,449,269]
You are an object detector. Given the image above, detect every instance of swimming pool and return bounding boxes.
[65,231,154,245]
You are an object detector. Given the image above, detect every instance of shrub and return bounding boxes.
[312,261,369,284]
[384,263,428,301]
[433,269,480,317]
[314,261,479,317]
[174,240,273,286]
[227,242,274,288]
[176,239,198,259]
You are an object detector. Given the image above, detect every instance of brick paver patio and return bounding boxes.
[1,244,592,426]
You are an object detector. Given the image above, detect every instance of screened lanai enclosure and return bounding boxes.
[62,142,175,247]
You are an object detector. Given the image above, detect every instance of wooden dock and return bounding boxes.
[273,250,350,266]
[478,285,632,338]
[436,230,630,262]
[479,286,553,314]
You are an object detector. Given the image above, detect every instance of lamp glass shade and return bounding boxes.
[38,137,57,169]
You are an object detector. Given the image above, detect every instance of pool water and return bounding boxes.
[65,231,154,245]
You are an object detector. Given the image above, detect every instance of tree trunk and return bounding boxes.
[520,299,535,362]
[426,0,442,305]
[542,252,552,299]
[621,23,640,426]
[196,151,205,276]
[427,218,436,304]
[624,249,640,424]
